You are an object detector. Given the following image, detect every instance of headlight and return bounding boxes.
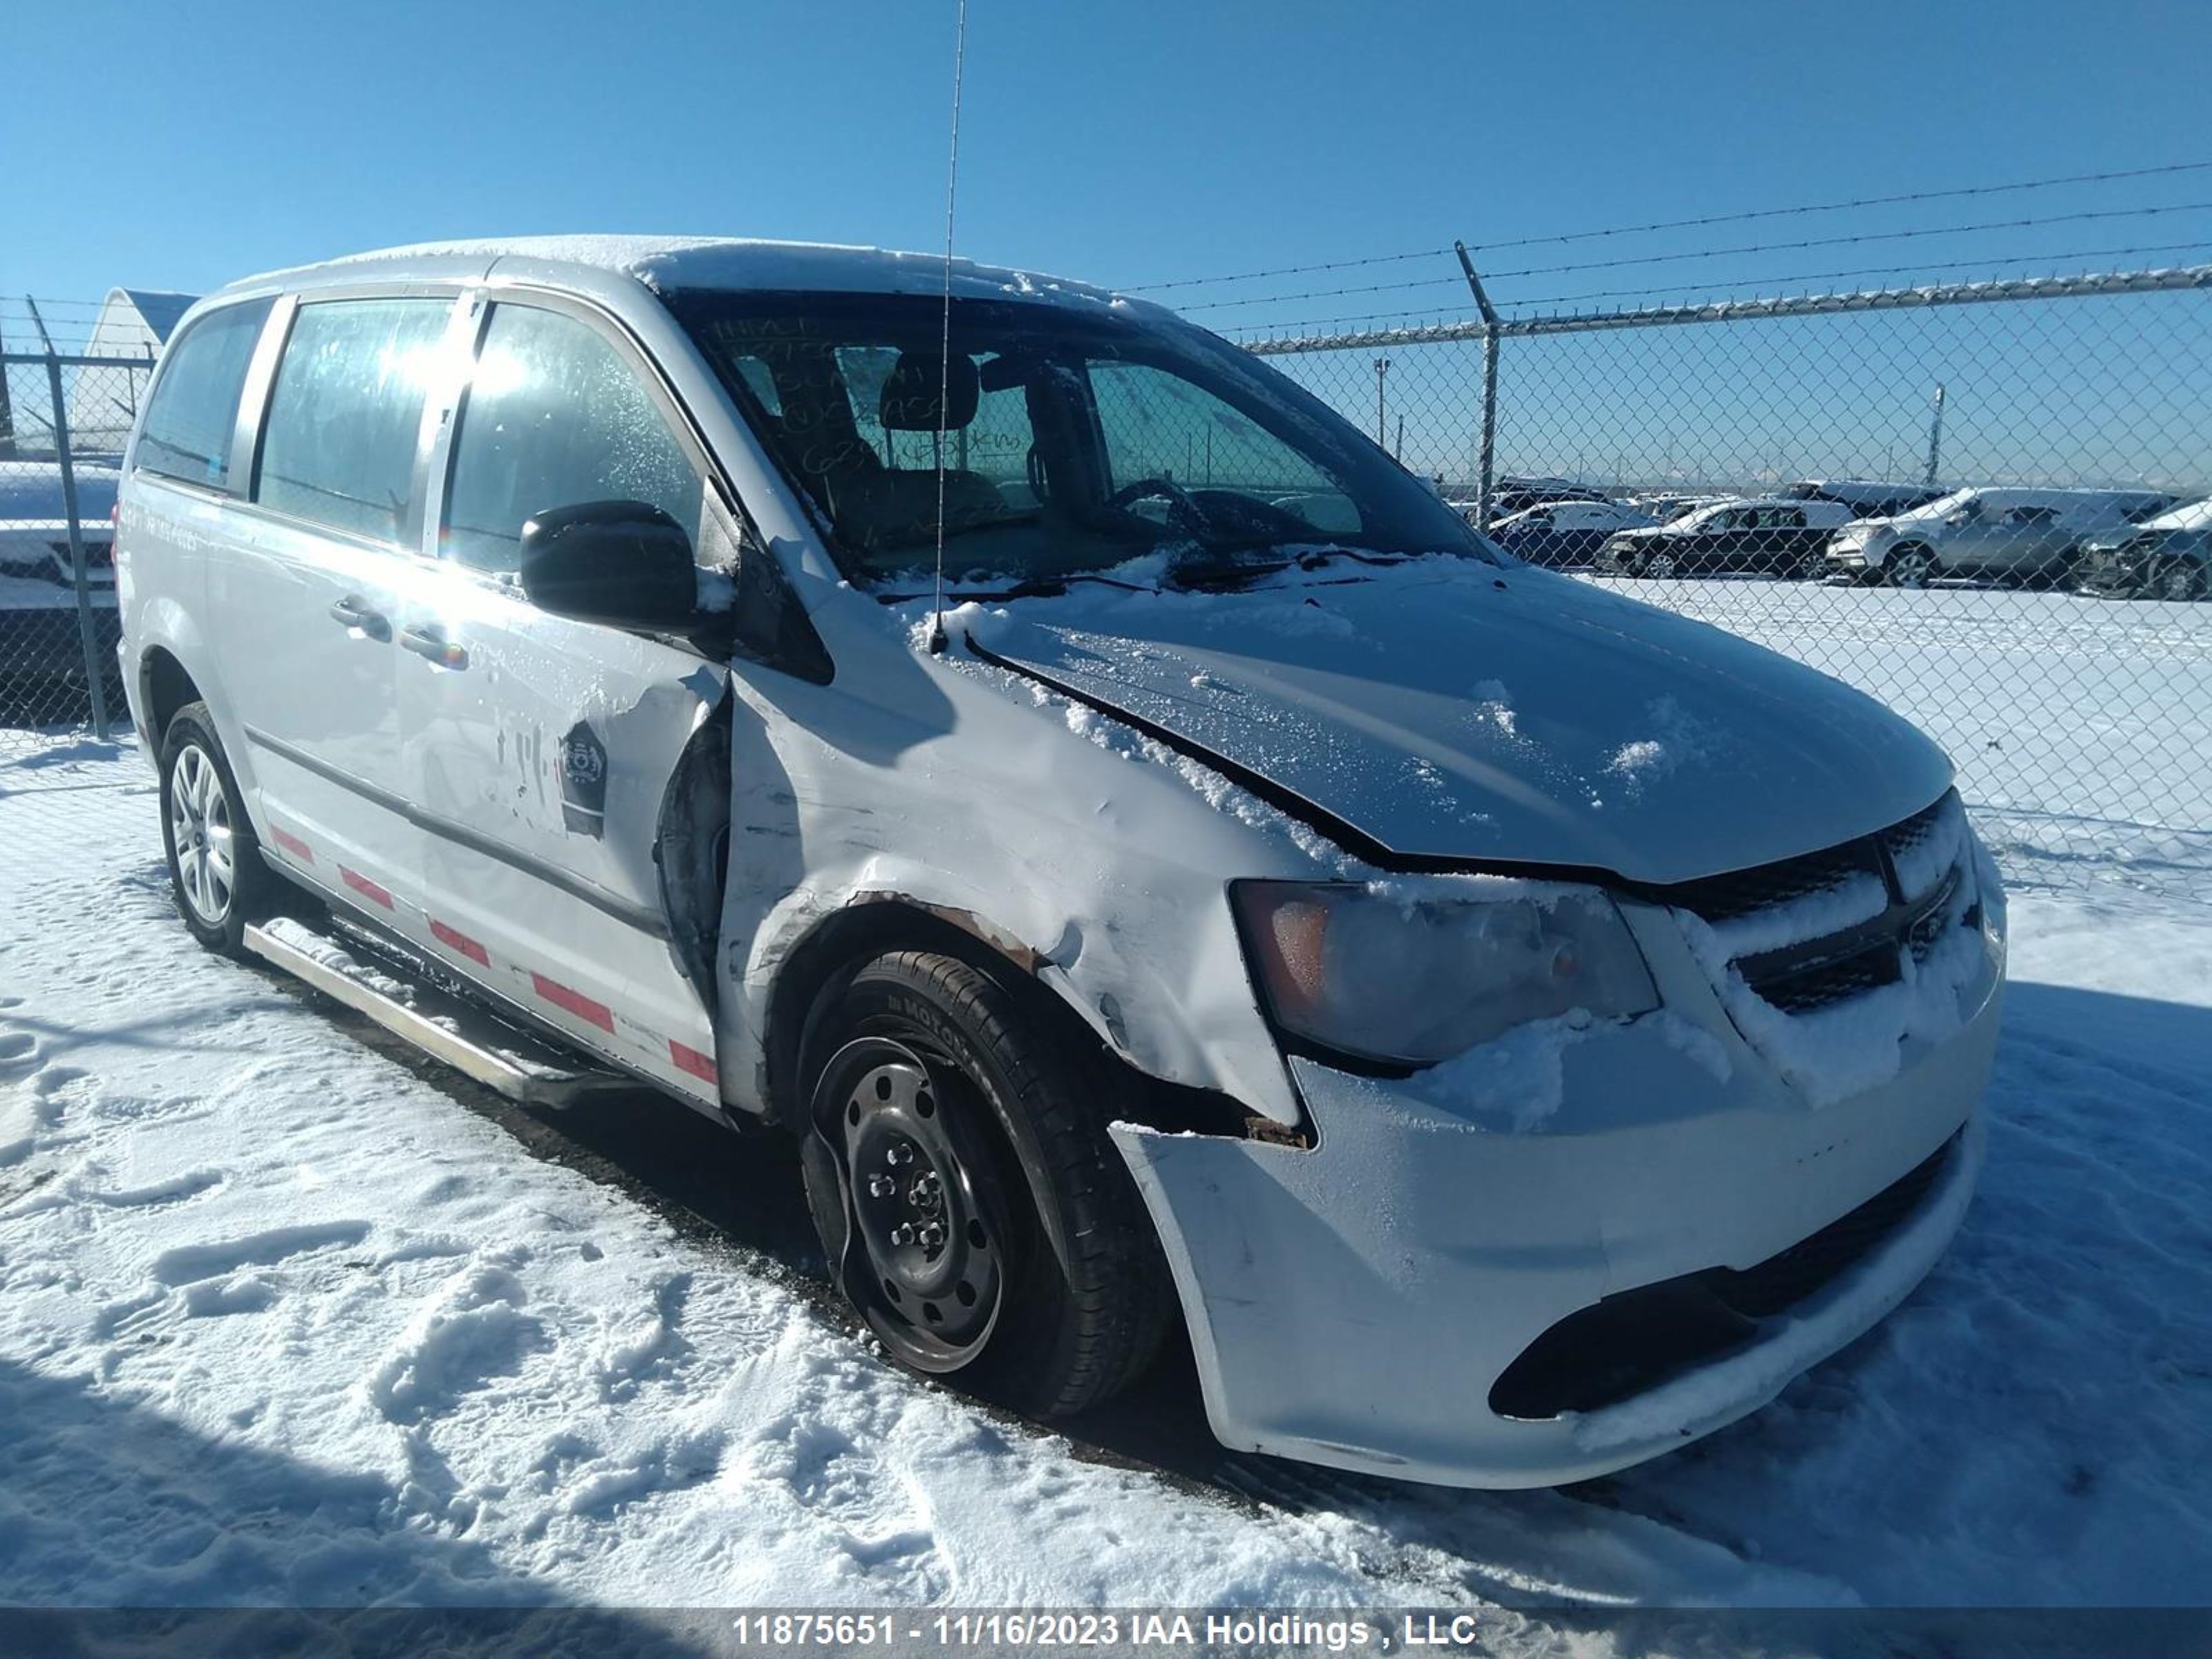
[1231,881,1659,1067]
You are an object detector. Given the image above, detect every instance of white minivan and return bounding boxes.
[116,238,2005,1488]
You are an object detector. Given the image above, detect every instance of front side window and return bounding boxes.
[135,299,273,488]
[257,298,453,541]
[668,289,1488,588]
[442,303,704,573]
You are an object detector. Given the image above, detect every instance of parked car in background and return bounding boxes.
[2077,496,2211,601]
[1485,478,1610,521]
[1599,497,1854,577]
[1826,487,2180,588]
[1492,498,1658,568]
[0,464,124,722]
[1624,491,1731,523]
[1782,479,1947,519]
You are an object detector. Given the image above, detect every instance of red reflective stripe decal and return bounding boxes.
[668,1040,718,1085]
[339,866,393,909]
[531,972,614,1033]
[429,919,489,966]
[268,825,313,863]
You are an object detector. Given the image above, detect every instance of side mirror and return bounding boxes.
[519,501,702,632]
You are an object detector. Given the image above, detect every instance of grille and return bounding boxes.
[48,539,115,570]
[1641,791,1969,1018]
[1749,943,1902,1013]
[1879,791,1955,879]
[1651,836,1885,924]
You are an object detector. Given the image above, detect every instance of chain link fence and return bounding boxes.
[1250,267,2212,899]
[6,276,2210,897]
[2,346,147,747]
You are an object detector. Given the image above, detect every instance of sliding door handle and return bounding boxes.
[328,595,390,641]
[399,623,469,670]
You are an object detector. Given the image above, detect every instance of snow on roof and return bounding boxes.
[299,235,1152,314]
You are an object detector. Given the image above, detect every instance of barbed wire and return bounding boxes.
[1177,200,2212,313]
[1123,158,2212,292]
[1224,240,2212,338]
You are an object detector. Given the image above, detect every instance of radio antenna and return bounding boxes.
[926,0,970,656]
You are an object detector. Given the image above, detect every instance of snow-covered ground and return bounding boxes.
[2,735,2209,1624]
[1584,576,2212,898]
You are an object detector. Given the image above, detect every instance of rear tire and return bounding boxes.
[799,950,1172,1418]
[159,702,276,956]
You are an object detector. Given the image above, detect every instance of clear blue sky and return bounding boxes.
[8,0,2210,312]
[8,0,2210,489]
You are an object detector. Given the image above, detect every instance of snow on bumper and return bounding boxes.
[1112,961,2001,1490]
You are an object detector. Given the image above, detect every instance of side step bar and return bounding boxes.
[243,917,636,1107]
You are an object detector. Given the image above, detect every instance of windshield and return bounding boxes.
[1667,501,1737,531]
[666,289,1493,588]
[1897,488,1976,522]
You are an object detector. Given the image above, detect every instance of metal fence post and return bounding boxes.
[1455,242,1501,526]
[41,348,112,739]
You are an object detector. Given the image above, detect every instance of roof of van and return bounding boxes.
[237,236,1155,315]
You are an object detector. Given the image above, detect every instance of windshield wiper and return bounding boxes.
[1166,541,1414,590]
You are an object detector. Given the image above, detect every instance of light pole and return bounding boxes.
[1374,357,1391,447]
[1924,383,1947,487]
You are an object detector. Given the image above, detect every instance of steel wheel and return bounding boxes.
[816,1034,1009,1374]
[167,742,236,927]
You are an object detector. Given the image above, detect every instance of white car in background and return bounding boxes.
[115,237,2004,1489]
[1489,498,1658,568]
[0,464,122,716]
[1826,486,2180,587]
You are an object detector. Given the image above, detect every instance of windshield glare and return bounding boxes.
[666,290,1492,588]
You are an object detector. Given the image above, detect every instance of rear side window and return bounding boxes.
[441,303,704,573]
[135,299,272,488]
[257,298,453,543]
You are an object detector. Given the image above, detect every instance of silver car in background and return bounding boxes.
[1826,486,2178,588]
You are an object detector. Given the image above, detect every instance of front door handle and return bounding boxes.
[328,594,391,641]
[399,622,469,671]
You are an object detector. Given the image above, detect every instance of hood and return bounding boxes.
[958,561,1954,885]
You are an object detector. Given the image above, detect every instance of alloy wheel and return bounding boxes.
[1888,547,1935,589]
[2157,559,2203,602]
[168,743,236,926]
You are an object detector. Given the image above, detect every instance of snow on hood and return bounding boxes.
[950,560,1953,885]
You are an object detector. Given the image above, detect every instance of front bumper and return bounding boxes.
[2077,550,2144,594]
[1113,915,2002,1489]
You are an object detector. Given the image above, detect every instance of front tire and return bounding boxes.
[800,950,1171,1418]
[159,702,276,955]
[2153,557,2206,602]
[1885,543,1938,588]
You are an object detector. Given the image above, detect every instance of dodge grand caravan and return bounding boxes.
[115,238,2005,1488]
